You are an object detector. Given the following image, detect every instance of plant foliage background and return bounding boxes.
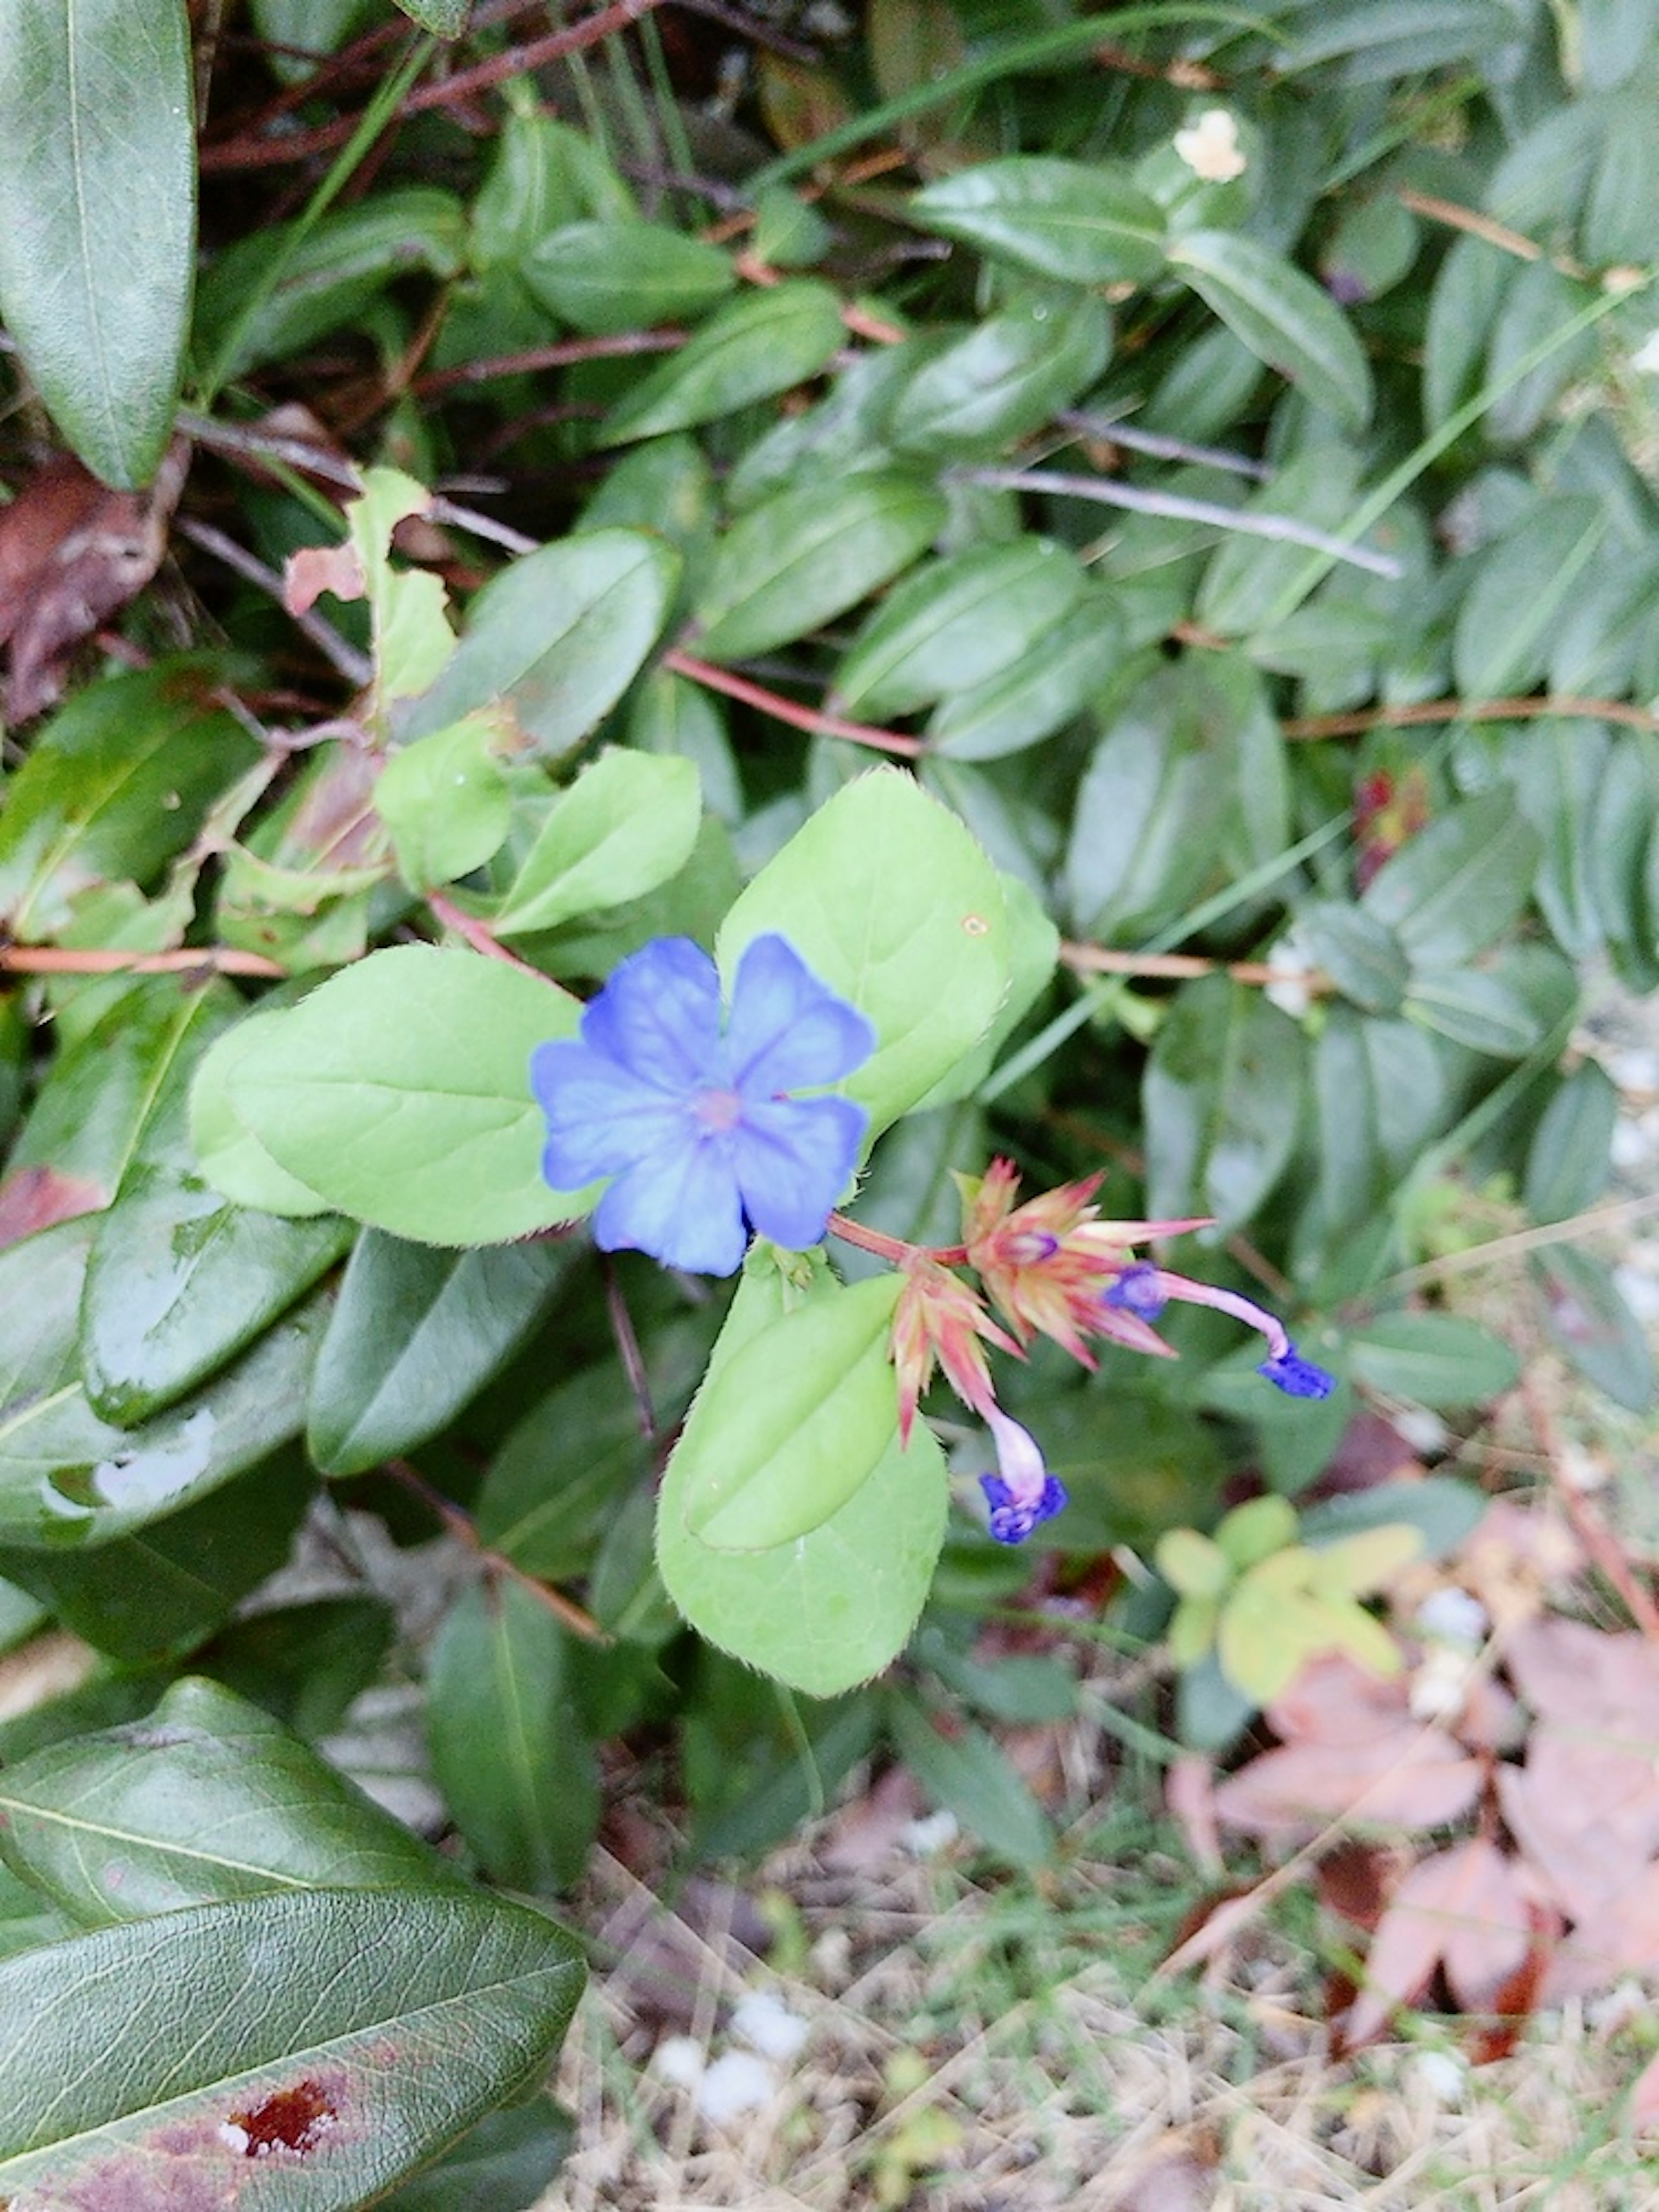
[1,0,1658,2200]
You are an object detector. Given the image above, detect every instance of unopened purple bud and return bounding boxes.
[1007,1227,1061,1263]
[1103,1262,1167,1322]
[1258,1345,1336,1400]
[979,1471,1070,1545]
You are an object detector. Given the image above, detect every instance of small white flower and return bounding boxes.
[1405,2049,1467,2107]
[696,2050,777,2124]
[1174,109,1248,183]
[1629,327,1659,373]
[902,1808,960,1856]
[731,1990,809,2062]
[1408,1643,1476,1723]
[652,2034,706,2090]
[1414,1586,1489,1648]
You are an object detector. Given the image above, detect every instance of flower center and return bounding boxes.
[692,1085,745,1134]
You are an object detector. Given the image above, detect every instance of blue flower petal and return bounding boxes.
[1258,1346,1336,1399]
[731,1093,868,1250]
[1102,1263,1167,1322]
[531,1039,688,1185]
[581,937,728,1093]
[979,1472,1069,1545]
[726,934,876,1096]
[592,1125,749,1274]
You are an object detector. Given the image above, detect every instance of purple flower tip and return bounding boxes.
[1103,1262,1167,1322]
[1258,1345,1336,1400]
[979,1471,1069,1546]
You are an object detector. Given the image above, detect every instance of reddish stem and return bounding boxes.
[0,944,286,978]
[827,1211,967,1268]
[664,649,925,758]
[426,891,547,977]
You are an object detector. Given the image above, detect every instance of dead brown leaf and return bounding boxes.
[0,445,187,721]
[1344,1837,1534,2047]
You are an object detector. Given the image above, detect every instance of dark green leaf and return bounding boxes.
[1346,1312,1521,1408]
[1452,499,1608,697]
[887,1697,1052,1867]
[0,1446,315,1660]
[427,1576,599,1892]
[1405,966,1544,1056]
[1532,1245,1655,1411]
[1143,978,1304,1230]
[0,1216,322,1553]
[0,1887,583,2203]
[695,471,944,661]
[308,1232,572,1476]
[1525,1062,1618,1224]
[379,2101,573,2212]
[0,0,194,485]
[1361,793,1540,966]
[910,157,1166,284]
[600,281,846,445]
[404,528,680,761]
[203,1596,396,1738]
[832,538,1085,718]
[1296,901,1408,1015]
[0,1677,457,1925]
[927,586,1125,760]
[887,292,1111,458]
[524,219,734,334]
[0,662,261,936]
[1167,230,1372,431]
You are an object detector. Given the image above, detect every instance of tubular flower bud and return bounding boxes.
[890,1256,1018,1442]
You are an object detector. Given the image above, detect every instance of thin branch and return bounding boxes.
[955,466,1404,581]
[1060,941,1331,992]
[664,648,925,758]
[176,517,373,686]
[426,890,547,976]
[1382,1191,1659,1297]
[1285,693,1659,739]
[1055,407,1271,480]
[412,327,686,400]
[201,0,670,172]
[1396,186,1576,273]
[387,1461,607,1641]
[603,1261,657,1442]
[0,944,286,978]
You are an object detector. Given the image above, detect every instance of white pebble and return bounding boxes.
[695,2050,777,2124]
[652,2035,706,2090]
[902,1809,960,1856]
[731,1990,809,2063]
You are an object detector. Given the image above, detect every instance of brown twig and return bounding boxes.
[387,1461,607,1641]
[664,648,925,758]
[1284,693,1659,740]
[412,328,688,400]
[0,944,286,978]
[426,890,548,976]
[1060,941,1331,992]
[201,0,670,172]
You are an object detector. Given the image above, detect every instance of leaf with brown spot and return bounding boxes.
[0,1166,107,1251]
[0,1887,583,2205]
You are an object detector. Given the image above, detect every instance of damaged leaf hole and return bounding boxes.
[218,2079,338,2159]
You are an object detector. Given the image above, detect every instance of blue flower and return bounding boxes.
[1257,1345,1336,1400]
[976,1405,1069,1546]
[531,933,874,1276]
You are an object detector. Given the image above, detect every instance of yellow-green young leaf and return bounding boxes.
[1214,1493,1298,1572]
[375,716,515,893]
[1307,1523,1423,1599]
[346,467,457,709]
[191,946,591,1246]
[679,1275,904,1550]
[1216,1578,1326,1706]
[656,1261,948,1696]
[494,749,702,937]
[1156,1527,1231,1601]
[717,770,1014,1141]
[0,0,194,487]
[1317,1597,1404,1681]
[1168,1593,1220,1669]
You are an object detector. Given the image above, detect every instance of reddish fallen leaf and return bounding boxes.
[1344,1837,1534,2048]
[1266,1651,1422,1748]
[1543,1859,1659,2001]
[1497,1739,1659,1925]
[0,445,187,721]
[1466,1902,1556,2063]
[1214,1729,1482,1839]
[1317,1839,1402,1936]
